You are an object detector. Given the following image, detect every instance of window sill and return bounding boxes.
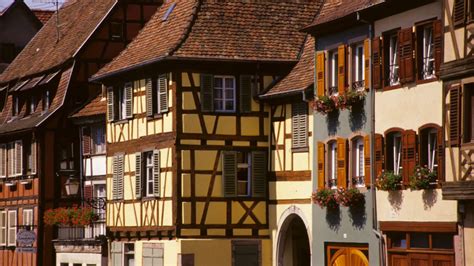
[415,77,438,85]
[292,147,309,153]
[382,84,401,91]
[146,113,164,121]
[112,118,131,125]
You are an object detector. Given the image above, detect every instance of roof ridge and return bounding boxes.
[167,0,201,57]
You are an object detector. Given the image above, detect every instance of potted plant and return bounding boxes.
[312,188,339,209]
[312,95,336,114]
[376,171,402,191]
[409,165,437,190]
[43,207,98,226]
[336,188,365,207]
[312,90,366,114]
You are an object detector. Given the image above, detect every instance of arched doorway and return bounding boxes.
[277,214,311,266]
[328,246,369,266]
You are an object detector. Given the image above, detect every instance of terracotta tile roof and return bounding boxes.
[70,93,106,118]
[32,9,54,25]
[0,0,117,84]
[261,37,314,99]
[93,0,322,80]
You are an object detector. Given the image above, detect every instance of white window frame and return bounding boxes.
[118,86,127,120]
[353,138,365,187]
[236,152,251,197]
[329,50,338,95]
[22,208,33,226]
[0,210,6,246]
[124,242,135,266]
[422,25,435,80]
[427,129,437,171]
[328,142,337,189]
[392,133,402,175]
[353,43,365,83]
[389,34,400,86]
[0,144,6,178]
[214,76,236,112]
[7,210,16,246]
[145,151,154,197]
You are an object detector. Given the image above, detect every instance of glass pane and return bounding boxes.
[225,89,233,98]
[214,101,223,111]
[214,88,223,98]
[225,78,234,88]
[390,232,407,248]
[214,78,223,88]
[432,233,454,249]
[225,100,234,110]
[410,233,429,248]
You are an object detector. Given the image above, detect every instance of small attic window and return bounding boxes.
[162,3,176,21]
[110,22,124,40]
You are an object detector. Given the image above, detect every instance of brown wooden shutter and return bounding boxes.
[135,152,142,199]
[200,74,214,112]
[0,144,5,178]
[240,75,252,113]
[453,0,466,27]
[316,52,326,97]
[449,85,461,146]
[251,151,266,197]
[15,141,22,176]
[402,130,417,184]
[84,184,93,200]
[107,86,115,122]
[338,45,346,94]
[336,138,347,188]
[317,142,325,189]
[82,126,91,156]
[364,39,371,89]
[436,127,444,181]
[398,28,414,83]
[433,20,443,75]
[222,151,237,197]
[375,134,384,178]
[372,37,382,90]
[153,150,160,197]
[145,78,153,116]
[124,82,133,119]
[364,135,371,186]
[158,74,168,113]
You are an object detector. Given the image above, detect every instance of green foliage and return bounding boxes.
[376,171,402,191]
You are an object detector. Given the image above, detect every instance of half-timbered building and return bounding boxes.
[440,0,474,264]
[91,1,320,265]
[0,0,160,265]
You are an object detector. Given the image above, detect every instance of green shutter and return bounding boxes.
[200,74,214,112]
[107,86,115,122]
[252,151,267,197]
[240,75,252,112]
[146,78,153,117]
[158,74,168,113]
[222,151,237,197]
[153,150,161,197]
[135,153,142,199]
[124,82,133,118]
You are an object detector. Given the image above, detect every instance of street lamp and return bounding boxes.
[64,176,105,210]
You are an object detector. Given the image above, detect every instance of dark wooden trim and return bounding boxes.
[107,197,172,204]
[107,132,175,155]
[109,225,175,232]
[268,199,311,204]
[292,147,309,153]
[180,224,267,229]
[418,123,442,132]
[442,181,474,200]
[379,221,457,232]
[268,171,311,181]
[384,127,404,136]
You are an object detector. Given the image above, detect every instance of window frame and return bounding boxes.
[351,42,365,86]
[415,21,436,81]
[7,209,17,247]
[327,141,337,189]
[59,142,75,171]
[12,95,19,117]
[236,152,251,197]
[213,75,236,113]
[91,124,106,155]
[142,243,164,265]
[351,137,365,187]
[383,30,400,88]
[0,210,6,246]
[110,21,124,41]
[328,49,339,95]
[22,208,33,227]
[144,151,154,198]
[118,85,127,120]
[232,240,261,266]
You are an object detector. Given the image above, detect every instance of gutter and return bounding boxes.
[259,87,307,101]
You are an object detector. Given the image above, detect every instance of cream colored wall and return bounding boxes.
[374,1,441,36]
[376,189,457,221]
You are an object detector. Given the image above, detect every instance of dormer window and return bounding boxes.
[110,22,123,41]
[42,90,50,111]
[28,95,36,115]
[12,96,19,117]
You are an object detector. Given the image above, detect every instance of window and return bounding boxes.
[42,90,50,111]
[386,132,402,175]
[27,95,36,115]
[384,32,399,86]
[94,184,106,221]
[111,242,123,266]
[145,75,168,117]
[222,151,266,197]
[124,243,135,266]
[329,50,339,95]
[12,96,19,117]
[0,210,6,246]
[292,102,308,150]
[4,140,23,177]
[463,85,474,143]
[135,150,160,199]
[420,128,438,172]
[110,22,123,40]
[232,241,260,266]
[26,140,37,175]
[22,209,33,227]
[416,24,435,80]
[214,76,235,112]
[328,141,337,189]
[352,43,365,87]
[143,243,164,266]
[352,138,365,187]
[118,85,127,120]
[107,84,133,122]
[92,125,105,154]
[7,210,16,246]
[59,143,74,171]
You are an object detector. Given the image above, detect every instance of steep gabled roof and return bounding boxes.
[0,0,117,84]
[70,93,106,119]
[260,37,314,99]
[93,0,322,80]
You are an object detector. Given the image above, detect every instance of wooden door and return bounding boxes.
[329,247,369,266]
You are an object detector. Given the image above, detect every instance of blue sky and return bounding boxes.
[0,0,61,11]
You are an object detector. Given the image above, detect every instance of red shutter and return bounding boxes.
[433,20,443,75]
[449,85,461,146]
[437,127,444,181]
[398,28,414,83]
[84,184,93,200]
[402,130,417,184]
[364,135,371,186]
[372,37,382,90]
[375,134,384,178]
[82,127,91,155]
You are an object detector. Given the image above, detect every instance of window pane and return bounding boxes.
[225,89,233,98]
[214,78,223,88]
[225,100,234,111]
[390,232,407,248]
[225,78,234,88]
[214,88,223,98]
[432,233,454,249]
[410,233,429,248]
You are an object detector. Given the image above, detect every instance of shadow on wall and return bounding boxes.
[349,198,366,230]
[422,189,438,210]
[326,207,341,232]
[388,190,403,212]
[349,101,366,132]
[326,110,340,135]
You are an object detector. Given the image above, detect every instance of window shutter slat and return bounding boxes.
[336,138,347,188]
[82,127,91,156]
[135,153,142,199]
[364,135,371,186]
[107,87,115,122]
[200,74,214,112]
[252,151,266,197]
[453,0,465,27]
[364,39,371,89]
[113,155,118,199]
[158,74,168,113]
[15,141,22,176]
[437,127,444,181]
[449,85,461,146]
[292,102,308,149]
[240,75,252,113]
[375,134,384,178]
[118,154,124,199]
[153,150,161,197]
[222,152,237,197]
[0,144,5,178]
[317,142,325,189]
[337,45,346,95]
[433,20,443,75]
[372,37,382,90]
[402,130,417,184]
[125,83,133,119]
[398,28,414,83]
[316,52,326,97]
[146,78,153,117]
[31,140,36,175]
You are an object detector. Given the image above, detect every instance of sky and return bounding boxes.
[0,0,62,11]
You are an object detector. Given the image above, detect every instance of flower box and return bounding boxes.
[376,171,402,191]
[44,207,98,226]
[409,165,437,190]
[311,90,366,115]
[312,188,338,209]
[336,188,365,207]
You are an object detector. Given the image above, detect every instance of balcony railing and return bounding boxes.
[56,221,106,241]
